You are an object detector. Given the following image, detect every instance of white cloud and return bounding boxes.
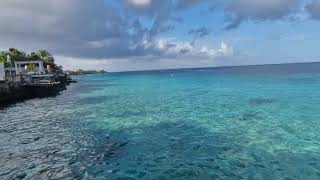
[151,38,235,59]
[201,42,234,58]
[56,40,236,72]
[127,0,152,7]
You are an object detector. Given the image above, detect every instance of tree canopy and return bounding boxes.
[0,48,62,72]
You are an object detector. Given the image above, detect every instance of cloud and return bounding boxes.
[2,0,312,71]
[56,40,236,72]
[0,0,176,60]
[122,0,214,40]
[175,0,209,10]
[200,42,235,59]
[1,0,125,40]
[188,27,211,38]
[0,0,212,60]
[123,0,175,32]
[306,0,320,20]
[148,38,235,60]
[127,0,152,7]
[0,0,132,58]
[188,27,211,45]
[224,0,301,29]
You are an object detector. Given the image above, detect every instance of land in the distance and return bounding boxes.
[64,69,107,75]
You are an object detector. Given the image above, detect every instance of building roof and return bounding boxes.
[15,61,43,65]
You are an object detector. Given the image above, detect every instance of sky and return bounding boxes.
[0,0,319,72]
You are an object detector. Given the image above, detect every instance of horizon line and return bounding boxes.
[109,61,320,73]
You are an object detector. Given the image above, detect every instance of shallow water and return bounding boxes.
[1,63,320,179]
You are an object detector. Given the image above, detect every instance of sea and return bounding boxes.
[1,62,320,180]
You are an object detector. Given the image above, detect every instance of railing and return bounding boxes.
[4,73,59,87]
[5,75,32,84]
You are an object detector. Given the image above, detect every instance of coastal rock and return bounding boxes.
[15,172,27,179]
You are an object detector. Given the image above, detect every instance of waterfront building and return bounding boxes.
[0,63,4,82]
[14,61,46,75]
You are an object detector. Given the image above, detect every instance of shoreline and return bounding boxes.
[0,78,74,108]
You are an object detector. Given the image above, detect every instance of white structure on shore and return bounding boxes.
[14,61,46,75]
[0,63,5,82]
[0,59,62,87]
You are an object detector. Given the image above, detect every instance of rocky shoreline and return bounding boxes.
[0,77,74,108]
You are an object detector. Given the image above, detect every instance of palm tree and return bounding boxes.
[38,49,55,64]
[37,49,63,72]
[28,52,41,61]
[8,48,27,62]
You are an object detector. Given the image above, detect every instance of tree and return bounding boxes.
[0,48,62,72]
[37,50,62,72]
[28,52,41,61]
[0,51,11,68]
[8,48,27,62]
[0,52,6,66]
[38,49,55,65]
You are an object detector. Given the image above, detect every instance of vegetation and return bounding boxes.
[65,69,107,75]
[0,48,62,72]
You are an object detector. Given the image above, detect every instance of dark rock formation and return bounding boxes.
[0,76,74,108]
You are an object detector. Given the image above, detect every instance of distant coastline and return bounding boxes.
[64,69,107,76]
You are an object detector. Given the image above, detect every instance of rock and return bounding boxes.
[33,137,41,141]
[28,164,36,169]
[15,172,27,179]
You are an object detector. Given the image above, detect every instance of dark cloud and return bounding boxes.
[0,0,312,62]
[1,0,127,41]
[123,0,177,43]
[188,27,211,38]
[122,0,208,41]
[223,0,301,30]
[0,0,209,60]
[0,0,133,58]
[306,0,320,20]
[188,27,211,45]
[175,0,209,10]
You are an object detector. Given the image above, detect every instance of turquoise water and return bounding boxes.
[1,63,320,179]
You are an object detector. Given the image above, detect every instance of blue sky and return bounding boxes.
[0,0,319,72]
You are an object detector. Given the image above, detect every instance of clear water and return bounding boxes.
[1,63,320,179]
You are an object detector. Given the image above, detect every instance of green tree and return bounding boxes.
[8,48,27,62]
[38,49,55,65]
[37,50,62,72]
[0,51,11,68]
[28,52,41,61]
[0,48,62,72]
[26,64,36,71]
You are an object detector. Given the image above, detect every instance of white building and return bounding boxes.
[0,63,5,82]
[14,61,46,75]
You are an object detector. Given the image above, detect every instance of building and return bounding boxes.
[0,60,64,88]
[0,63,5,82]
[14,61,46,75]
[11,61,58,86]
